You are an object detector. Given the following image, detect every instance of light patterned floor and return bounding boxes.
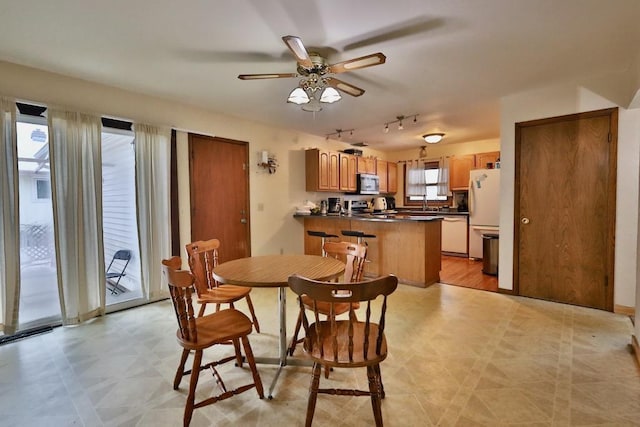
[0,283,639,426]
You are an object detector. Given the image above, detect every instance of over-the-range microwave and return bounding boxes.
[356,173,380,195]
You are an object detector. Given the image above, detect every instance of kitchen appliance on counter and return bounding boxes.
[468,168,500,260]
[348,200,370,215]
[372,197,387,211]
[328,197,342,215]
[384,196,396,210]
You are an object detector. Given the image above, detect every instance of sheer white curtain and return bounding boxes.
[0,98,20,334]
[134,124,171,300]
[405,160,427,196]
[48,109,105,325]
[437,156,450,196]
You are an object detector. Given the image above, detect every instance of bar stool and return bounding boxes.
[307,230,339,256]
[341,230,376,246]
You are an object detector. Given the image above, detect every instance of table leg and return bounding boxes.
[266,287,287,399]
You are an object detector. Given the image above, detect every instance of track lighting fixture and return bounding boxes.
[383,114,418,133]
[325,128,354,140]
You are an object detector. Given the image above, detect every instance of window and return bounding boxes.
[405,162,447,205]
[35,178,51,200]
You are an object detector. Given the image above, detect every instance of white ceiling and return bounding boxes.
[1,0,639,151]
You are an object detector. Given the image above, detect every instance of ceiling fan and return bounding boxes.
[238,35,386,110]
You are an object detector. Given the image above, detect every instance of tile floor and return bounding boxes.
[1,283,639,426]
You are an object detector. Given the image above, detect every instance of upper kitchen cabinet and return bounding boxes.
[387,162,398,194]
[449,151,501,191]
[357,156,376,174]
[449,154,476,190]
[339,153,357,192]
[375,159,397,194]
[475,151,500,169]
[306,148,340,192]
[376,159,388,193]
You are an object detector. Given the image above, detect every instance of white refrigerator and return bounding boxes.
[468,168,500,259]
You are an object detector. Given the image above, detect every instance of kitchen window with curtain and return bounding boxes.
[404,160,448,205]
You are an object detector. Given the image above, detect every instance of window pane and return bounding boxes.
[102,130,143,305]
[17,121,61,326]
[35,179,50,199]
[425,169,439,184]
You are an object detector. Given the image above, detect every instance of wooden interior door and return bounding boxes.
[514,108,617,310]
[189,134,250,263]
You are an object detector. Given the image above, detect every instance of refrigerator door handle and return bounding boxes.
[468,178,474,215]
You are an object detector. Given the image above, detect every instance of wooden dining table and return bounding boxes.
[212,254,345,398]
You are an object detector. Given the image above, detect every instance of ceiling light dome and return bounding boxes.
[423,133,445,144]
[287,87,310,104]
[319,87,341,103]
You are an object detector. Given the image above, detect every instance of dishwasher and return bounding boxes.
[441,215,468,255]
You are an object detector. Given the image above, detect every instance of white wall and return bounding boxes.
[499,83,640,309]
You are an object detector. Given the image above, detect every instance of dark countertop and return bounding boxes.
[293,213,444,223]
[394,208,469,216]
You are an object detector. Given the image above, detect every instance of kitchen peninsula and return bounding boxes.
[295,214,442,287]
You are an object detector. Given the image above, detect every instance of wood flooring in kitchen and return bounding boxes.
[440,254,499,292]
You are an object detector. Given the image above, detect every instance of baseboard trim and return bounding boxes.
[632,335,640,367]
[614,304,635,316]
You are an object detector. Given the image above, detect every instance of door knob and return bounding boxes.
[521,217,530,224]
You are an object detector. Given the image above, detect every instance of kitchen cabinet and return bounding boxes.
[449,154,475,190]
[387,161,398,193]
[475,151,500,169]
[339,153,357,192]
[374,159,398,194]
[376,159,388,193]
[357,156,376,174]
[449,151,501,191]
[305,148,339,192]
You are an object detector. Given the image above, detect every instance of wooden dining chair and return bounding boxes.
[162,257,264,427]
[288,274,398,427]
[185,239,260,332]
[288,241,367,360]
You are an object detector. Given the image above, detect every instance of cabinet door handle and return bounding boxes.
[521,217,530,224]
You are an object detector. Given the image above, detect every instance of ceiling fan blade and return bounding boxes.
[282,35,314,69]
[325,77,365,97]
[238,73,298,80]
[327,53,386,74]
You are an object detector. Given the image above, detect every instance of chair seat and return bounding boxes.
[300,295,359,315]
[176,308,254,350]
[106,272,125,279]
[197,284,251,304]
[304,320,387,367]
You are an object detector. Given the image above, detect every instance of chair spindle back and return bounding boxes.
[288,274,398,363]
[162,257,198,343]
[185,239,221,296]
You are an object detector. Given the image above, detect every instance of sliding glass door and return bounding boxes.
[16,118,144,330]
[102,129,142,306]
[17,119,60,326]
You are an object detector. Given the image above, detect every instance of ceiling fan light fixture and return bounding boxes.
[287,87,310,104]
[383,123,389,133]
[319,86,341,103]
[423,133,445,144]
[301,97,323,112]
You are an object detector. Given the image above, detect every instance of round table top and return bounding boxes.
[212,254,345,288]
